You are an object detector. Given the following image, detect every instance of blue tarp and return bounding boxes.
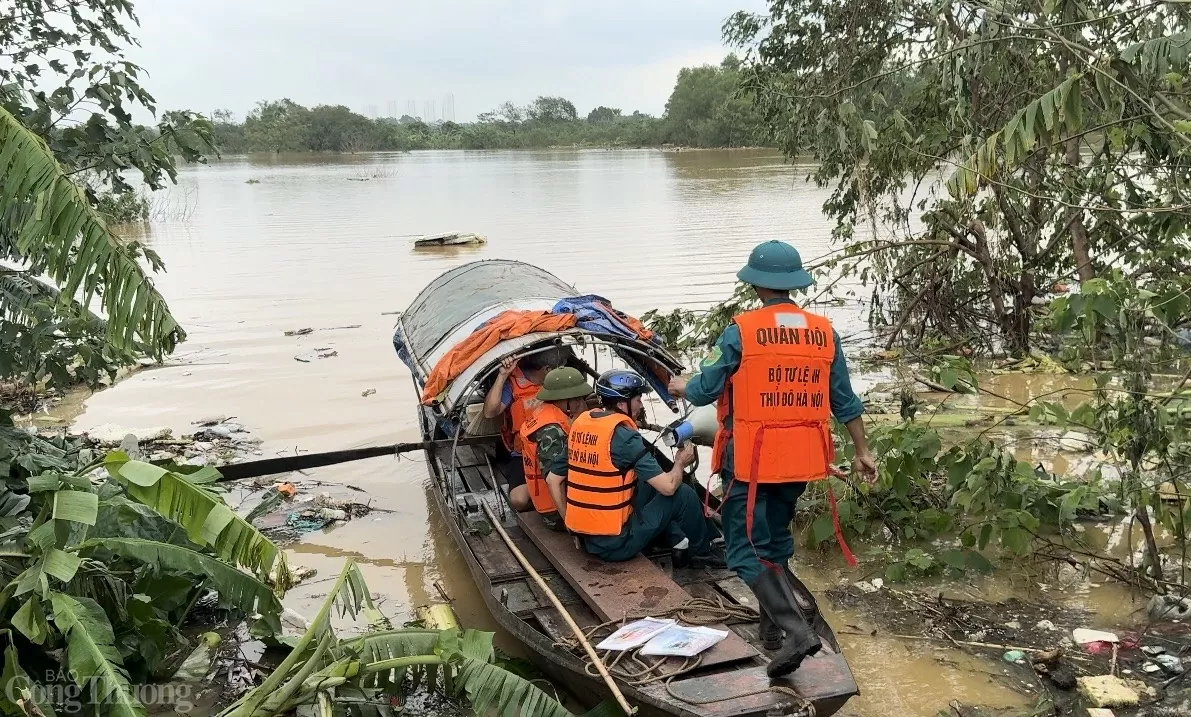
[551,295,661,345]
[551,295,673,405]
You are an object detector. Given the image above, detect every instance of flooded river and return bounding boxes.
[69,150,1136,716]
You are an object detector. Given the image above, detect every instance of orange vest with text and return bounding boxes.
[519,402,571,515]
[712,304,835,483]
[564,410,636,536]
[500,367,540,454]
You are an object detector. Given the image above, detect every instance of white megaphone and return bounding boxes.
[660,404,720,447]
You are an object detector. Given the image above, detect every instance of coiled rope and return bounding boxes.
[552,597,813,713]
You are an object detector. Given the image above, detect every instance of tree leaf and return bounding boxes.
[52,490,98,525]
[50,592,146,717]
[0,105,183,356]
[105,453,290,587]
[12,596,50,645]
[1063,78,1084,131]
[80,538,283,634]
[0,491,30,518]
[43,549,81,583]
[811,512,835,544]
[978,523,994,549]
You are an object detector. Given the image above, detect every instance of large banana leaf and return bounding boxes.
[0,105,183,356]
[222,560,608,717]
[49,592,145,717]
[104,453,291,589]
[80,538,283,633]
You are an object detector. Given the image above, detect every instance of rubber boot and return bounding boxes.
[749,568,821,678]
[758,607,783,651]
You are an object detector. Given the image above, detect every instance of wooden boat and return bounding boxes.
[394,260,858,717]
[412,231,487,247]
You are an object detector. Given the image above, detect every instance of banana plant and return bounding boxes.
[221,561,624,717]
[0,443,290,717]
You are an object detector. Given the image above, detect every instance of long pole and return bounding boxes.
[213,435,492,482]
[478,502,635,716]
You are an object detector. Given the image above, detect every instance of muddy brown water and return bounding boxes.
[68,150,1145,715]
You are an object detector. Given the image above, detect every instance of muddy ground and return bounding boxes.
[828,581,1191,716]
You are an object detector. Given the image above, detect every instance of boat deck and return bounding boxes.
[427,438,859,717]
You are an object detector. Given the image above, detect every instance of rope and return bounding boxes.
[552,598,813,711]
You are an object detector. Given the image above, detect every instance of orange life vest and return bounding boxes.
[711,304,836,483]
[519,402,572,515]
[500,367,541,454]
[564,410,636,536]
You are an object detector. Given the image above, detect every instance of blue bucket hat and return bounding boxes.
[736,240,814,291]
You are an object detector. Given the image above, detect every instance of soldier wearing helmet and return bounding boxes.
[516,367,594,523]
[545,369,722,566]
[669,240,877,678]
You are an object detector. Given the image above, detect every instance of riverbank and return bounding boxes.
[44,150,1184,716]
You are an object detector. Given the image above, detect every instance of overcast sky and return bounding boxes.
[127,0,765,123]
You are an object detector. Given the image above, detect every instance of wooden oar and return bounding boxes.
[479,501,636,715]
[213,435,493,482]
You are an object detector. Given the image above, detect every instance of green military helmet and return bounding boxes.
[535,367,593,402]
[736,240,815,291]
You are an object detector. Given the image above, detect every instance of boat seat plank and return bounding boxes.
[518,512,758,668]
[658,657,858,717]
[467,520,553,581]
[493,580,540,617]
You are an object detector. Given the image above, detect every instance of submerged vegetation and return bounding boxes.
[210,56,767,153]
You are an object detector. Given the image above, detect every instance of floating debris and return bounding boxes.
[285,327,314,336]
[361,388,376,397]
[1073,628,1119,645]
[1077,675,1139,708]
[413,231,486,247]
[1148,594,1191,621]
[1003,650,1026,663]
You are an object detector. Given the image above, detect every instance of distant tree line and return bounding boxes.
[211,57,768,153]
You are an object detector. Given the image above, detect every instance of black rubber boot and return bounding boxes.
[758,607,783,651]
[750,568,821,678]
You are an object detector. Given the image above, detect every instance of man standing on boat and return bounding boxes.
[669,240,878,678]
[483,347,569,512]
[518,367,593,525]
[545,369,722,566]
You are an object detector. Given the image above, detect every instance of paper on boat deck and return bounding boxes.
[595,618,676,651]
[639,625,729,657]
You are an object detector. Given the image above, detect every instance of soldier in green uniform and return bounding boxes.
[545,370,724,566]
[669,240,877,677]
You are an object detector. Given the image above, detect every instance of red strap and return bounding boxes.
[744,424,769,543]
[825,482,857,567]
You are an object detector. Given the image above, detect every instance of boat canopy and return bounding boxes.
[394,260,683,414]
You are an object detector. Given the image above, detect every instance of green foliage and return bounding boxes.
[213,60,766,154]
[643,281,760,355]
[0,106,184,358]
[50,592,144,717]
[1046,272,1191,580]
[94,191,150,224]
[0,413,292,713]
[726,0,1191,355]
[802,420,1107,574]
[665,55,766,147]
[0,1,212,397]
[103,453,291,587]
[220,561,596,717]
